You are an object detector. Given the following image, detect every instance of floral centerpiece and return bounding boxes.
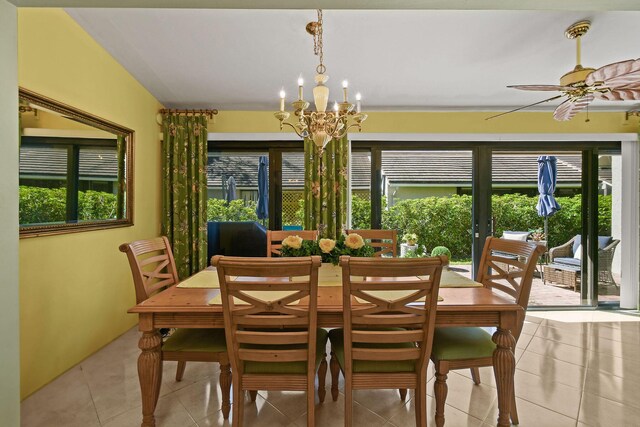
[280,233,375,265]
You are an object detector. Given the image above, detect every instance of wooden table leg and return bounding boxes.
[138,315,163,427]
[220,363,231,419]
[492,319,517,427]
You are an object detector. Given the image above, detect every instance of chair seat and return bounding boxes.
[162,328,227,353]
[431,327,496,361]
[553,257,581,268]
[329,328,416,373]
[244,328,329,375]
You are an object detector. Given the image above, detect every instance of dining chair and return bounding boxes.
[266,230,319,257]
[346,229,397,257]
[212,255,327,427]
[430,237,544,427]
[329,255,446,427]
[119,236,232,418]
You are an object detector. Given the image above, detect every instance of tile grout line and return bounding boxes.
[78,363,103,426]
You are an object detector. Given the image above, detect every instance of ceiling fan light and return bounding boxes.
[559,67,595,87]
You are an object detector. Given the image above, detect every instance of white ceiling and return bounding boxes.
[65,8,640,112]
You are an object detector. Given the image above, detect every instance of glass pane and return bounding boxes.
[381,150,473,264]
[206,151,266,223]
[598,154,620,303]
[350,151,371,229]
[78,145,119,221]
[19,144,68,225]
[282,152,305,228]
[491,151,587,307]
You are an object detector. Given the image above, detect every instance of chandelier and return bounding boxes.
[274,9,367,150]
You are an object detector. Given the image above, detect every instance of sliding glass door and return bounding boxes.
[355,140,622,308]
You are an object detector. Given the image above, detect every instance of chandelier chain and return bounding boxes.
[314,9,326,75]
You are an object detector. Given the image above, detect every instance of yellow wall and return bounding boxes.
[18,9,162,398]
[209,110,636,134]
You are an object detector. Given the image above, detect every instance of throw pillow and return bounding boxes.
[574,244,582,260]
[502,231,529,241]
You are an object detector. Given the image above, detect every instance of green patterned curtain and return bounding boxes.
[116,135,126,219]
[303,134,349,238]
[161,114,209,279]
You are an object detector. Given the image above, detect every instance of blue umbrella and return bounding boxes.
[536,155,561,240]
[226,176,237,203]
[256,156,269,221]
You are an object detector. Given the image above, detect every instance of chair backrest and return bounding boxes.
[119,236,180,304]
[340,255,445,376]
[476,237,545,337]
[346,229,397,257]
[213,255,321,378]
[266,230,319,257]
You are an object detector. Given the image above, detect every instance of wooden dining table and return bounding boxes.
[129,266,522,427]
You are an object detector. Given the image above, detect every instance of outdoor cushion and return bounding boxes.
[243,328,329,375]
[329,328,417,373]
[502,231,530,241]
[431,327,496,361]
[162,328,227,353]
[572,235,613,256]
[574,244,582,260]
[553,257,581,268]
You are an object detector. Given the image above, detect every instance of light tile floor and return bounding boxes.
[21,311,640,427]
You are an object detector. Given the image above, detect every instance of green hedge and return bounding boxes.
[19,186,119,224]
[207,198,258,222]
[356,193,612,260]
[383,195,474,259]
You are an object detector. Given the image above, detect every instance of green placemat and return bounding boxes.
[177,270,236,289]
[435,270,482,288]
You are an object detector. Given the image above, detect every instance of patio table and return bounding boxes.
[129,265,521,427]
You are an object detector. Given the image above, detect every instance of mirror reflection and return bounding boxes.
[19,88,133,236]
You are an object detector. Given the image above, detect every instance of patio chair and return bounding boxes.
[119,236,232,418]
[346,229,397,257]
[430,237,544,427]
[266,230,319,257]
[548,235,620,287]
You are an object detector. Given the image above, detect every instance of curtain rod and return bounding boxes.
[159,108,219,119]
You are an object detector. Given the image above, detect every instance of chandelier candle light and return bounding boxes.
[274,9,367,150]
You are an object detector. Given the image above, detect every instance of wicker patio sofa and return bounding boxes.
[546,235,620,289]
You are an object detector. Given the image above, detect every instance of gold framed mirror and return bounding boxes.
[19,88,134,237]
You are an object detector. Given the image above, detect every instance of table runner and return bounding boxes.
[178,264,481,291]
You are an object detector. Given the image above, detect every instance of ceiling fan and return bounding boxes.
[488,20,640,121]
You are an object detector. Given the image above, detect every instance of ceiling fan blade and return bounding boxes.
[507,85,572,92]
[485,95,564,120]
[595,88,640,101]
[553,94,594,121]
[585,58,640,88]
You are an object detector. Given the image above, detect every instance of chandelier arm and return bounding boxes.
[343,123,363,134]
[279,120,306,138]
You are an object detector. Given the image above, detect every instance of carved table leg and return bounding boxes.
[318,353,328,403]
[138,328,163,427]
[329,352,340,402]
[220,363,231,419]
[492,327,516,427]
